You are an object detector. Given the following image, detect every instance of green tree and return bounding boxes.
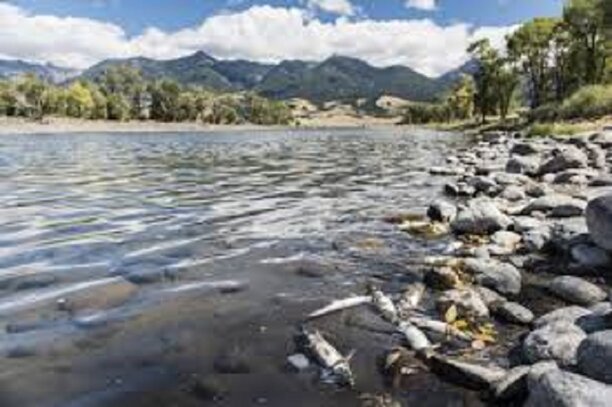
[66,82,94,118]
[446,74,476,121]
[17,74,48,119]
[507,18,559,108]
[563,0,607,85]
[106,93,130,121]
[468,39,501,123]
[149,79,181,122]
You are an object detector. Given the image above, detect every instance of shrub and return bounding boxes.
[559,84,612,119]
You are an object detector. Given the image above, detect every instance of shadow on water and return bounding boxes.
[0,128,480,406]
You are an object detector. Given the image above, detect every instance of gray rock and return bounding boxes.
[577,330,612,384]
[493,301,534,324]
[584,143,607,169]
[473,285,506,307]
[523,228,551,252]
[494,172,531,186]
[444,182,476,197]
[427,200,457,223]
[429,166,465,176]
[586,194,612,252]
[534,306,593,328]
[466,176,499,195]
[570,243,611,268]
[538,146,588,175]
[513,216,542,233]
[428,353,507,390]
[507,156,540,175]
[549,276,607,306]
[521,194,586,217]
[451,198,512,236]
[526,365,612,407]
[437,288,489,318]
[511,142,540,156]
[590,131,612,148]
[523,321,587,366]
[525,182,551,198]
[493,365,530,401]
[491,231,522,250]
[501,185,527,202]
[463,258,522,296]
[589,175,612,187]
[553,169,598,185]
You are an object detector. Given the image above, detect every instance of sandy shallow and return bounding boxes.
[0,116,402,135]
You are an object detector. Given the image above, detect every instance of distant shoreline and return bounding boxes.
[0,116,402,135]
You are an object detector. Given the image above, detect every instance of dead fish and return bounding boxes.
[371,289,398,323]
[409,316,473,342]
[427,353,507,390]
[397,283,425,317]
[302,328,355,387]
[397,321,431,351]
[308,295,372,319]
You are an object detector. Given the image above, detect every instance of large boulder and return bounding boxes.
[525,364,612,407]
[577,330,612,384]
[586,194,612,252]
[523,321,587,366]
[537,146,588,175]
[534,306,593,328]
[451,198,512,236]
[549,276,608,306]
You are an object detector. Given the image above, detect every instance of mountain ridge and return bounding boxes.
[0,52,477,103]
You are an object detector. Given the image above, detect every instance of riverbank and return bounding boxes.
[0,115,401,135]
[299,125,612,405]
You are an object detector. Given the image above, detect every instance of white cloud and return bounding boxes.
[0,3,516,77]
[405,0,437,11]
[306,0,355,16]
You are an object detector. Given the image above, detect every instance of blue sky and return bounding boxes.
[0,0,564,76]
[11,0,563,34]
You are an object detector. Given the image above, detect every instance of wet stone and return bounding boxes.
[549,276,608,306]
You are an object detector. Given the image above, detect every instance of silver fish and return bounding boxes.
[397,321,431,351]
[302,328,355,387]
[409,316,472,342]
[372,289,398,323]
[308,295,372,319]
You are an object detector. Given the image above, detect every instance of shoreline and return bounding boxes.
[0,116,403,135]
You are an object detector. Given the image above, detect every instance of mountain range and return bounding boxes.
[0,52,477,104]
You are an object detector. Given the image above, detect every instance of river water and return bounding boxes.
[0,129,476,406]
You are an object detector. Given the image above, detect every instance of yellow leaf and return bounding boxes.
[444,304,458,324]
[452,319,469,330]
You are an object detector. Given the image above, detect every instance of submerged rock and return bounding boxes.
[549,276,607,306]
[523,321,586,366]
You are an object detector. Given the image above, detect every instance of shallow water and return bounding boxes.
[0,129,474,406]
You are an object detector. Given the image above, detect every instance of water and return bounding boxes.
[0,129,474,406]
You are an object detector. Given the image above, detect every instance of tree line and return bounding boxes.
[0,65,293,125]
[402,0,611,125]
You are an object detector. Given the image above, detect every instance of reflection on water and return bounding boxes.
[0,128,468,406]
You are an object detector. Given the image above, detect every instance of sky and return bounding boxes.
[0,0,564,77]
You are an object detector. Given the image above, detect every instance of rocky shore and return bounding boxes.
[290,129,612,406]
